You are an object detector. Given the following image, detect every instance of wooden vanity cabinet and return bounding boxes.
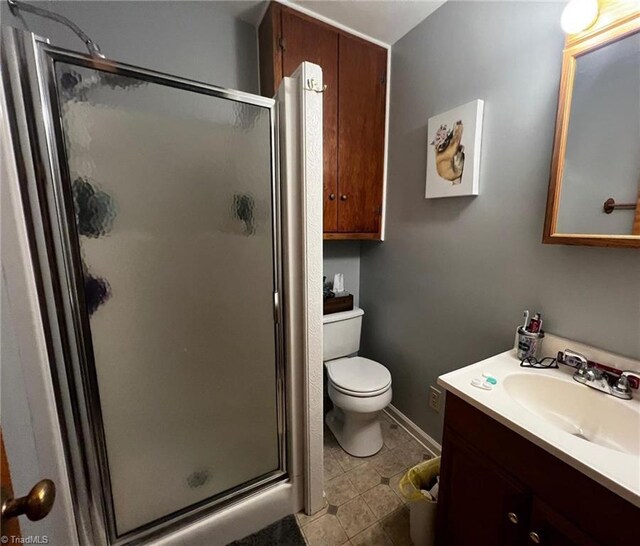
[258,2,387,239]
[527,498,599,546]
[437,428,530,545]
[436,394,638,546]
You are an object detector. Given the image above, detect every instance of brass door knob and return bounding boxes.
[529,531,541,544]
[329,193,336,200]
[340,194,348,201]
[507,512,519,524]
[1,479,56,522]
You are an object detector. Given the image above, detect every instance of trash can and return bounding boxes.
[399,457,440,546]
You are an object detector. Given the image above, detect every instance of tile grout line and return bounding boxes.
[338,490,406,546]
[314,468,410,544]
[357,492,398,545]
[333,496,351,545]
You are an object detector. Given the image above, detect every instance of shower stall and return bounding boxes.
[1,24,323,546]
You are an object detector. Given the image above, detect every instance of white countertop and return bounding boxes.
[438,335,640,508]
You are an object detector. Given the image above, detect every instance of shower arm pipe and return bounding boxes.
[7,0,105,58]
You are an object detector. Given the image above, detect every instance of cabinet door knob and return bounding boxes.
[340,194,348,201]
[529,531,541,544]
[507,512,519,524]
[329,193,336,200]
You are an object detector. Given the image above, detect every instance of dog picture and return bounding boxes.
[430,121,465,184]
[425,100,484,198]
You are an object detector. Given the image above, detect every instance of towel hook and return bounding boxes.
[305,78,327,93]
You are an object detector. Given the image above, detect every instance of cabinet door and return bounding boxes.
[436,428,530,546]
[527,498,600,546]
[337,34,386,234]
[281,10,339,232]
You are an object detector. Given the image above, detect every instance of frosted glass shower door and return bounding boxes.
[50,61,283,536]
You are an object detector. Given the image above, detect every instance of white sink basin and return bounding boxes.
[503,373,640,456]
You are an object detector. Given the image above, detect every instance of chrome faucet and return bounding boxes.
[611,371,640,400]
[559,349,640,401]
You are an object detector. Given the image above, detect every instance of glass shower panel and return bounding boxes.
[53,63,280,535]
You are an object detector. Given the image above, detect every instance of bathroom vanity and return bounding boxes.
[437,338,640,545]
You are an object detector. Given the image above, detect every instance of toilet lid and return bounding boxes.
[326,357,391,394]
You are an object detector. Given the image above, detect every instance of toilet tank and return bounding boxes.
[322,307,365,361]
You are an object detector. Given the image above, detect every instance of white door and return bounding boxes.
[1,84,79,544]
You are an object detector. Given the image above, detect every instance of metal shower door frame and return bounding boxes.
[2,27,288,546]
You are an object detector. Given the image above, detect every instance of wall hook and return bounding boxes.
[305,78,327,93]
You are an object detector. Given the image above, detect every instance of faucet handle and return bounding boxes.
[612,371,640,399]
[560,349,589,370]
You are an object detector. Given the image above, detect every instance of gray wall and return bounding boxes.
[359,1,640,442]
[324,241,361,306]
[1,1,258,92]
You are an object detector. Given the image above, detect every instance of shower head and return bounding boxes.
[8,1,143,99]
[8,0,105,59]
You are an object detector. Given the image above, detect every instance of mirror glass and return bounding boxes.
[556,31,640,236]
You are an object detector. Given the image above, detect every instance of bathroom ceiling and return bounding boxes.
[289,0,446,45]
[231,1,447,46]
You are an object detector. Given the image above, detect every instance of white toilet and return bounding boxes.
[323,307,392,457]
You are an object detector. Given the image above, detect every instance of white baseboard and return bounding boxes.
[384,404,441,457]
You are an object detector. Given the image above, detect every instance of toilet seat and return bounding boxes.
[326,357,391,398]
[330,381,391,398]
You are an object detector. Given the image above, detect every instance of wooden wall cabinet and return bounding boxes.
[437,394,639,546]
[259,2,387,240]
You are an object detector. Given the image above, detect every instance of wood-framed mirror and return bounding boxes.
[543,1,640,248]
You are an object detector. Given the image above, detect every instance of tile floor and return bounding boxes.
[296,413,436,546]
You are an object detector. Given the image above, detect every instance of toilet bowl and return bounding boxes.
[323,308,392,457]
[325,356,392,456]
